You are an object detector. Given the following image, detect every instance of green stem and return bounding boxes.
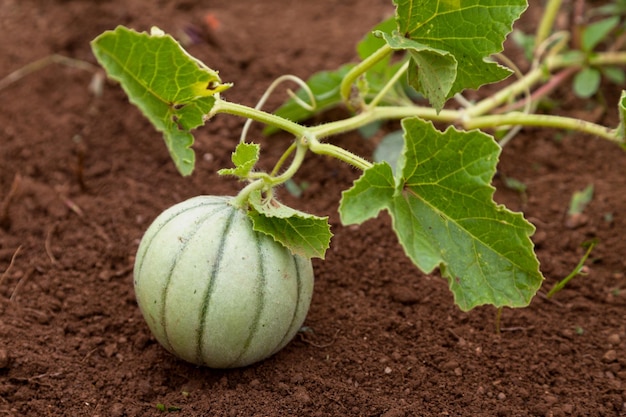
[340,43,394,107]
[306,137,372,171]
[465,112,620,143]
[231,140,309,208]
[270,139,309,185]
[535,0,563,50]
[464,51,626,118]
[214,100,306,138]
[588,51,626,66]
[270,143,297,176]
[310,106,459,139]
[367,60,410,109]
[546,240,596,299]
[230,179,266,209]
[465,66,547,118]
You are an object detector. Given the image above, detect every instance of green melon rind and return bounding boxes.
[134,195,315,368]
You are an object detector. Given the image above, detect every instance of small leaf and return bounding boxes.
[602,66,626,85]
[218,143,260,178]
[91,26,232,176]
[568,184,594,216]
[573,67,601,98]
[582,16,620,52]
[502,176,527,193]
[248,192,332,259]
[511,29,536,61]
[379,33,457,111]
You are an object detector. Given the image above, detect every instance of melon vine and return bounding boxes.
[91,0,626,367]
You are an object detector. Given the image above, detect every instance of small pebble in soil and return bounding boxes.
[109,403,125,417]
[293,386,311,404]
[381,408,406,417]
[0,349,10,369]
[603,350,617,363]
[290,373,304,384]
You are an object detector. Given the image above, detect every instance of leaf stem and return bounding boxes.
[310,106,458,139]
[230,179,265,209]
[232,140,309,208]
[465,112,620,142]
[340,43,394,107]
[464,51,619,118]
[535,0,563,50]
[270,143,297,176]
[270,139,309,185]
[367,60,410,109]
[306,136,372,171]
[214,100,306,138]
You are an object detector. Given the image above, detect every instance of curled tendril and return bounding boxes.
[239,74,316,143]
[533,31,570,67]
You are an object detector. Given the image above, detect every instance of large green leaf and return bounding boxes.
[388,0,527,110]
[340,117,542,310]
[91,26,231,176]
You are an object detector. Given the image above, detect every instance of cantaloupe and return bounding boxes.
[133,195,314,368]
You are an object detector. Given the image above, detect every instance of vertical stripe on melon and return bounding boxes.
[134,196,314,368]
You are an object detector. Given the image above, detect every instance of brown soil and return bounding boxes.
[1,1,626,416]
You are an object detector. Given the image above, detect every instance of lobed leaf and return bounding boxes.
[340,117,543,311]
[389,0,527,110]
[248,191,332,259]
[340,162,396,225]
[91,26,231,176]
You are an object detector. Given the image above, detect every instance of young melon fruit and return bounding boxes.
[133,195,314,368]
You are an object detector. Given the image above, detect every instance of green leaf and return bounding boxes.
[372,130,405,176]
[339,162,396,225]
[218,143,260,178]
[248,191,332,259]
[573,67,601,98]
[568,184,594,215]
[91,26,232,176]
[340,117,543,311]
[618,91,626,140]
[390,0,527,109]
[357,17,397,68]
[602,67,626,85]
[380,33,457,111]
[582,16,620,52]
